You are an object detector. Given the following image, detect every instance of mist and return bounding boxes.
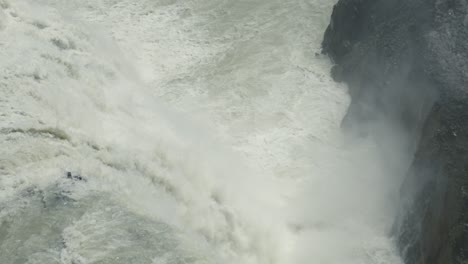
[0,0,421,263]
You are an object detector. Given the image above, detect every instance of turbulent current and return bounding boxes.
[0,0,404,263]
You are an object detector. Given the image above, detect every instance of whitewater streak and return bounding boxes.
[0,0,402,263]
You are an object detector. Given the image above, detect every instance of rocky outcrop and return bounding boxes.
[322,0,468,263]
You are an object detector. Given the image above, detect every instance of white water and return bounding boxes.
[0,0,403,263]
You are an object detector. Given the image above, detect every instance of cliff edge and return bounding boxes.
[322,0,468,263]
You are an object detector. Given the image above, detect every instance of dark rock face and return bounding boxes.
[322,0,468,263]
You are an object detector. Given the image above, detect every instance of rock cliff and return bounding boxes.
[322,0,468,263]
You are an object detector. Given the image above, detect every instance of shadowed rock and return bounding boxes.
[66,171,86,181]
[322,0,468,263]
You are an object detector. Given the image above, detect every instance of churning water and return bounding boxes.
[0,0,403,263]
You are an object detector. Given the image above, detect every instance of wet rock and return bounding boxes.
[66,171,86,182]
[322,0,468,263]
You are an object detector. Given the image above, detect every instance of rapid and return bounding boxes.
[0,0,403,263]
